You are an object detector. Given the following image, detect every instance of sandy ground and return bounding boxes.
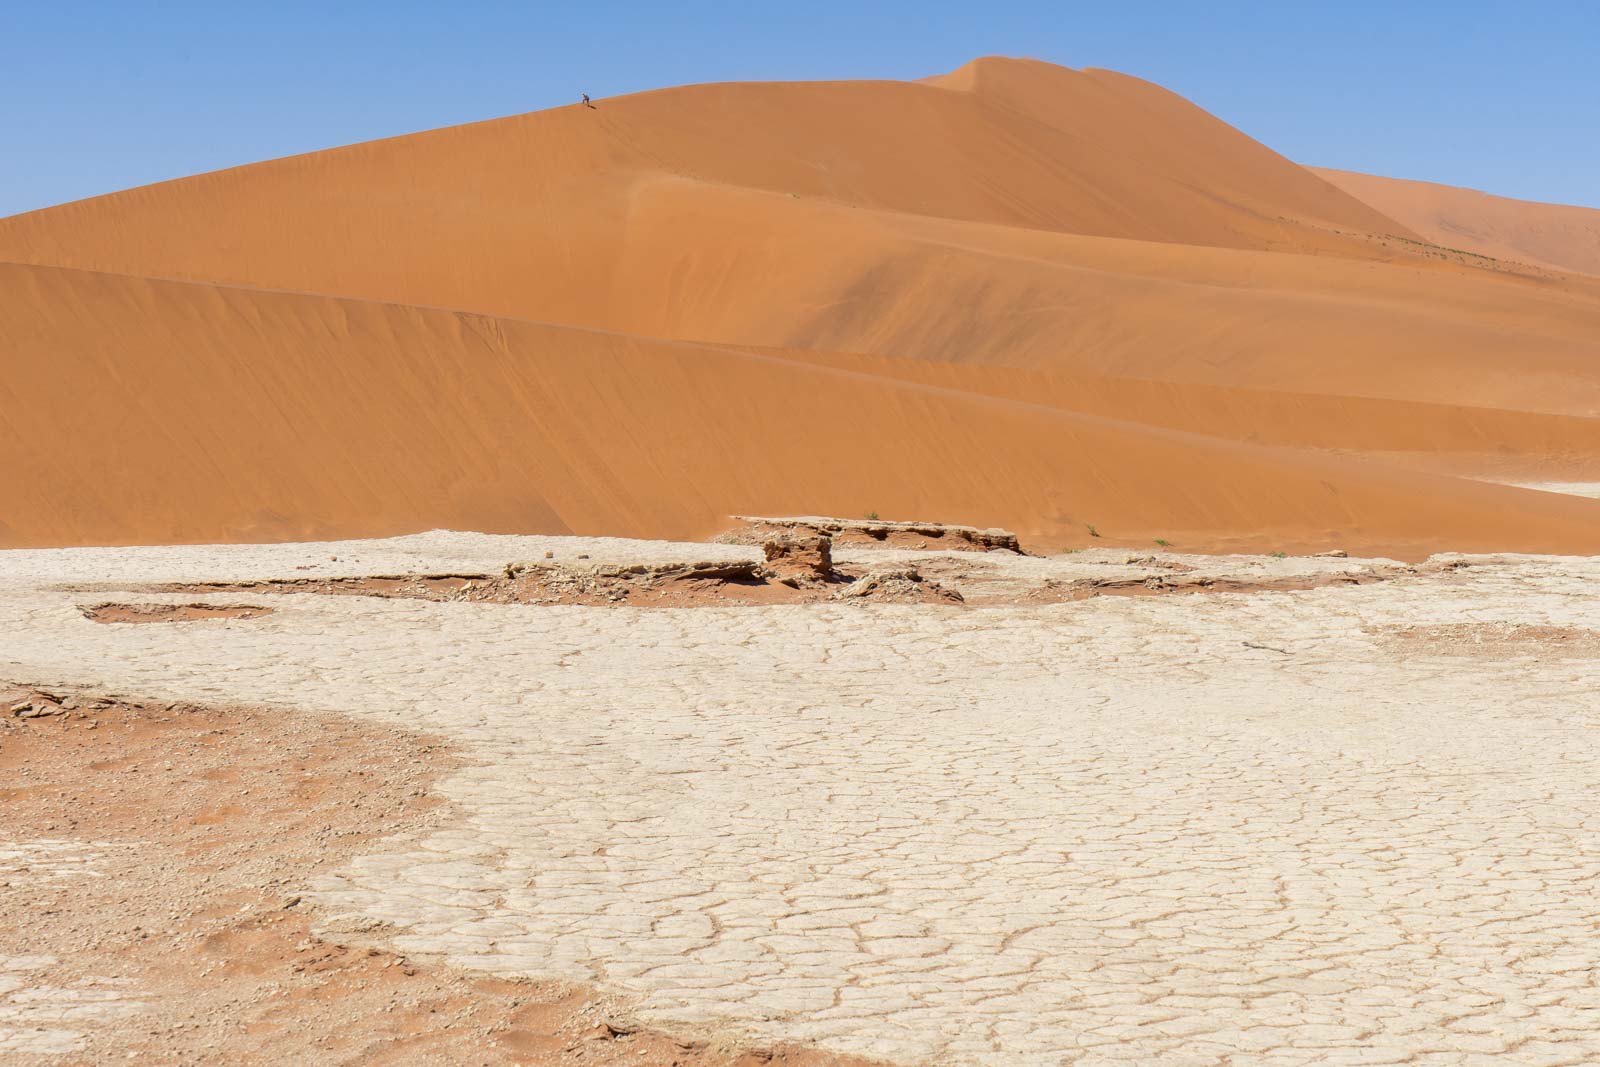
[0,689,876,1067]
[3,530,1599,1065]
[1503,482,1600,501]
[1313,166,1600,278]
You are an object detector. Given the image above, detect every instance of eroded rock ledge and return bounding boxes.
[726,516,1026,554]
[152,533,961,607]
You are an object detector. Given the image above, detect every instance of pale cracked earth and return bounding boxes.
[2,531,1599,1066]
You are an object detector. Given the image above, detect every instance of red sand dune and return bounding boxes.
[1313,166,1600,278]
[2,57,1598,555]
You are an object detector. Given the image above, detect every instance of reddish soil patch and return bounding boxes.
[0,686,888,1066]
[80,602,275,624]
[139,555,1419,611]
[152,567,817,608]
[1029,571,1391,602]
[149,557,962,609]
[1372,622,1600,657]
[1010,557,1448,605]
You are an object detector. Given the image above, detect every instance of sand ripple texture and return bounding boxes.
[3,532,1599,1066]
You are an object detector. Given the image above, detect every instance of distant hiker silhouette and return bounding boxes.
[582,93,595,109]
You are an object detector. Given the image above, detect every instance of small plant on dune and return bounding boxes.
[1270,551,1288,559]
[864,510,880,521]
[1086,523,1100,538]
[1154,538,1171,548]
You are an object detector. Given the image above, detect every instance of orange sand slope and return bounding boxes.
[5,262,1599,557]
[1315,166,1600,278]
[0,58,1406,292]
[2,57,1599,554]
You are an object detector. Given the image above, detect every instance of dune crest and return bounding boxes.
[1313,166,1600,277]
[2,59,1598,554]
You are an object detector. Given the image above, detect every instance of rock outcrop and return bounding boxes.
[731,516,1025,554]
[759,534,837,584]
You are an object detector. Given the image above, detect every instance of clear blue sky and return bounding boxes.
[4,1,1597,218]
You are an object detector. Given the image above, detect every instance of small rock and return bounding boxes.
[760,534,835,582]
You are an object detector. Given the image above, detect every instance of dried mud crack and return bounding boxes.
[5,532,1600,1065]
[0,686,887,1066]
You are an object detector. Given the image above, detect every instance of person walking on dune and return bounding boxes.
[581,93,594,109]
